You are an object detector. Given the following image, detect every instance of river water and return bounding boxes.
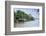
[14,19,39,27]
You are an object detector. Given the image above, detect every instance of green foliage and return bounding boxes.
[14,10,34,23]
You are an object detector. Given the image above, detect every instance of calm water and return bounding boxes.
[14,19,39,27]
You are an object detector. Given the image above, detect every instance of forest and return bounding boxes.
[14,10,34,23]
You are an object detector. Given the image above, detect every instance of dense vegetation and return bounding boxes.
[14,10,34,23]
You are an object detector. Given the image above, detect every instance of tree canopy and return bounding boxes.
[14,10,34,23]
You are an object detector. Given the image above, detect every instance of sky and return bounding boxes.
[14,8,39,18]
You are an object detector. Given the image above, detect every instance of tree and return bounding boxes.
[14,10,34,23]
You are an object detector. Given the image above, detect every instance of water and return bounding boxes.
[14,19,39,27]
[24,19,39,27]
